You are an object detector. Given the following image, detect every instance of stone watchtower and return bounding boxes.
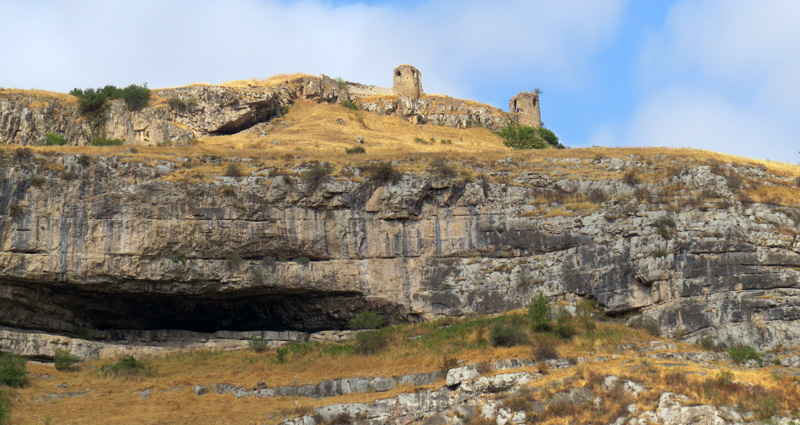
[509,92,542,128]
[393,65,423,98]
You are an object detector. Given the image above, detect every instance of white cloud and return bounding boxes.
[0,0,625,102]
[622,0,800,161]
[626,88,791,160]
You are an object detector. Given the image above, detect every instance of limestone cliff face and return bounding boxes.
[1,150,799,351]
[0,76,509,148]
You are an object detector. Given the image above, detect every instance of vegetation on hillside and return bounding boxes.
[499,123,563,150]
[69,83,151,116]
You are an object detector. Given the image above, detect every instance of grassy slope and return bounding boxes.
[4,85,800,423]
[9,313,800,425]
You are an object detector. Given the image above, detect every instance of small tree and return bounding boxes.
[120,83,150,111]
[528,290,551,332]
[349,308,384,330]
[499,124,561,150]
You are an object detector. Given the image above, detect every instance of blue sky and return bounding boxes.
[2,0,798,162]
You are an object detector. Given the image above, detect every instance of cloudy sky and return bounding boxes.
[2,0,798,162]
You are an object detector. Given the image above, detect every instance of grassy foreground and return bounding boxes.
[6,309,800,425]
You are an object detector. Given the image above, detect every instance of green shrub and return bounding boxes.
[329,413,353,425]
[7,203,24,219]
[0,352,27,387]
[489,323,528,347]
[224,163,245,177]
[729,344,762,365]
[623,171,641,186]
[698,336,725,352]
[360,162,401,185]
[632,317,661,337]
[54,349,81,371]
[99,355,147,377]
[528,290,551,332]
[70,87,110,116]
[30,175,47,188]
[345,146,365,154]
[167,97,187,112]
[531,336,559,360]
[355,330,390,355]
[249,337,270,353]
[652,216,677,240]
[275,346,289,364]
[440,355,459,373]
[499,124,560,149]
[90,137,124,146]
[753,393,779,419]
[341,100,359,110]
[250,267,266,284]
[226,253,243,271]
[294,256,311,266]
[575,299,597,332]
[14,147,32,160]
[70,83,150,115]
[45,132,67,146]
[552,307,577,339]
[0,390,10,425]
[349,308,384,330]
[429,158,457,178]
[120,84,150,111]
[303,162,332,190]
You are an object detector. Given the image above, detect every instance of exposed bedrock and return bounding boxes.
[1,152,800,351]
[0,74,511,148]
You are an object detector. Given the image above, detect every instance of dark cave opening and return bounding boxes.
[209,100,282,135]
[0,282,380,336]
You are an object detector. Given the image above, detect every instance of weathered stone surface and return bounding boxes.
[446,366,479,387]
[1,151,800,355]
[473,372,535,393]
[0,75,516,149]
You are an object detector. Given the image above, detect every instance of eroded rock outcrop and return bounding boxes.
[1,150,799,353]
[0,75,511,148]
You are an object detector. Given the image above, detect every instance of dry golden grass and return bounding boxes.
[221,73,314,89]
[8,319,653,425]
[10,315,798,425]
[0,88,77,104]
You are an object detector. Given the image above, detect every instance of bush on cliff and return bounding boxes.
[70,83,151,115]
[45,132,67,146]
[499,124,562,150]
[360,162,401,185]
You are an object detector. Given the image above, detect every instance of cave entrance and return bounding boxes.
[209,100,282,135]
[0,282,377,336]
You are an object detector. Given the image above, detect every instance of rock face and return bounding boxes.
[0,75,511,148]
[1,147,800,353]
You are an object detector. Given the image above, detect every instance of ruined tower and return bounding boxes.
[509,92,542,128]
[393,65,423,98]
